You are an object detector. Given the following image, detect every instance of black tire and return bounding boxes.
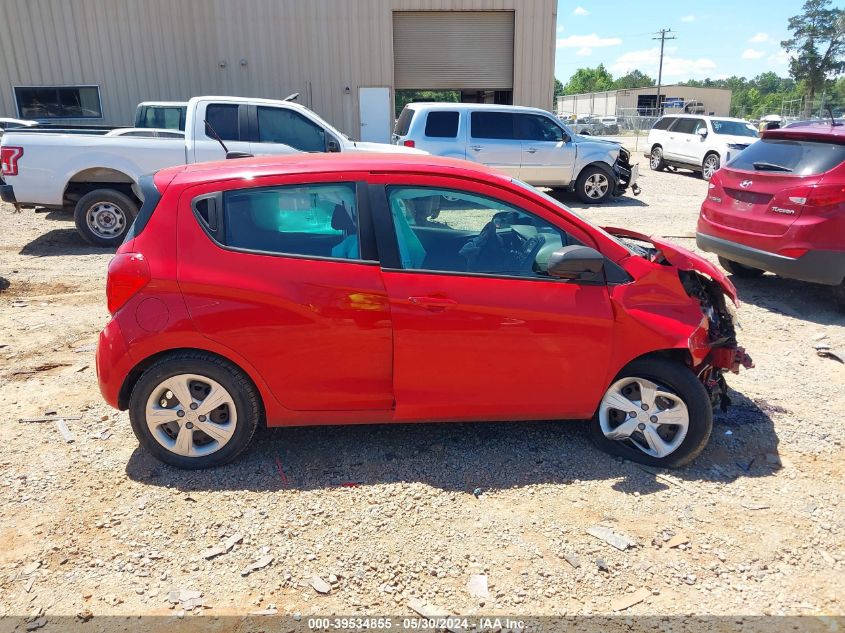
[590,357,713,468]
[702,153,720,181]
[718,256,765,278]
[74,189,138,247]
[649,146,666,171]
[574,165,614,204]
[832,281,845,310]
[128,351,261,469]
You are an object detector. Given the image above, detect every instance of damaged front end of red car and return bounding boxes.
[606,227,754,411]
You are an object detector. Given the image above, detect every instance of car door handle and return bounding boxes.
[469,145,483,152]
[526,147,537,154]
[408,296,457,311]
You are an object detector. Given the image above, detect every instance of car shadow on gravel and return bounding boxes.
[730,274,845,326]
[125,389,780,495]
[19,228,109,256]
[547,190,649,210]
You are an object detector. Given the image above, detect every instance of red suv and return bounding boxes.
[697,124,845,305]
[96,154,750,470]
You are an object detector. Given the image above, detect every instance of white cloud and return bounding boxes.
[557,34,623,49]
[557,24,565,33]
[767,49,795,69]
[742,48,765,60]
[610,47,717,80]
[749,32,769,43]
[680,15,695,22]
[573,6,589,16]
[576,47,593,57]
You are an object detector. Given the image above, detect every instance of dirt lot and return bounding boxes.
[0,163,843,624]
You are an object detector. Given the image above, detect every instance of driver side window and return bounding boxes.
[386,186,578,278]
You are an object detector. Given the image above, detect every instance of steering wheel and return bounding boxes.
[510,230,546,273]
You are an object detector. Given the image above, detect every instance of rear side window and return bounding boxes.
[652,117,673,130]
[205,104,239,141]
[222,183,360,260]
[471,112,515,139]
[424,111,459,138]
[394,107,415,136]
[728,138,845,176]
[257,106,326,152]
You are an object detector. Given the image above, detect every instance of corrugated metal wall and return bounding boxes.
[0,0,556,134]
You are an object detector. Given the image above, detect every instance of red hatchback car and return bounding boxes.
[697,123,845,305]
[96,154,750,470]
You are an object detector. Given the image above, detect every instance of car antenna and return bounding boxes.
[204,119,253,159]
[825,105,839,127]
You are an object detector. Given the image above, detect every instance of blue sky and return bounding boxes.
[554,1,798,83]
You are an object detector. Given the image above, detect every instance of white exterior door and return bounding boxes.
[359,87,391,143]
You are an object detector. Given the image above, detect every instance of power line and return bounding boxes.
[652,28,677,115]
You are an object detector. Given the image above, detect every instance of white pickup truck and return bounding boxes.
[0,96,422,245]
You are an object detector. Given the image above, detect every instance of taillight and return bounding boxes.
[106,253,150,314]
[806,184,845,207]
[403,140,415,148]
[1,146,23,176]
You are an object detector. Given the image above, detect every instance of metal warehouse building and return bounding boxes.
[557,85,733,118]
[0,0,557,142]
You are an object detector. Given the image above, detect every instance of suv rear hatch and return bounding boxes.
[705,136,845,237]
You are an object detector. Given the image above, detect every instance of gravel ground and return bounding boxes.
[0,161,843,625]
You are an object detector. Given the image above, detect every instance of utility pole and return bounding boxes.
[652,29,677,116]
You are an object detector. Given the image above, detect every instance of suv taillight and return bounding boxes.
[1,146,23,176]
[106,253,150,314]
[806,184,845,207]
[403,140,415,148]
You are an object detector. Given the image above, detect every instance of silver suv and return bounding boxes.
[392,103,639,204]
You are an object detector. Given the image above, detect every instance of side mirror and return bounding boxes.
[697,128,708,137]
[327,139,341,153]
[547,245,605,281]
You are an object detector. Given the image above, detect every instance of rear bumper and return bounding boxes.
[96,317,133,410]
[0,183,15,203]
[696,232,845,286]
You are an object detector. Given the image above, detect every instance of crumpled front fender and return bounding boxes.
[607,255,712,374]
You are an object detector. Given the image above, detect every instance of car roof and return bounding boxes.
[763,123,845,143]
[660,114,749,122]
[405,102,554,115]
[163,153,504,187]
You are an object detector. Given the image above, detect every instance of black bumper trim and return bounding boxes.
[696,232,845,286]
[0,183,16,203]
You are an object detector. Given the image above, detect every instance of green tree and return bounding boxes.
[563,64,614,95]
[612,70,655,89]
[554,78,565,98]
[781,0,845,116]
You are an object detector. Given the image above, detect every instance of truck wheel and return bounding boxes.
[74,189,138,247]
[590,357,713,468]
[575,166,613,204]
[702,153,720,181]
[649,146,666,171]
[718,256,764,278]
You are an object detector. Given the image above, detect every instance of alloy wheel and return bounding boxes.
[703,156,719,180]
[650,149,662,169]
[144,373,238,458]
[584,173,610,199]
[598,376,689,459]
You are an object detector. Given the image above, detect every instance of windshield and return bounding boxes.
[711,120,758,138]
[728,138,845,175]
[509,178,634,254]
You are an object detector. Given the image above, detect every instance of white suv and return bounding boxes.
[647,115,759,181]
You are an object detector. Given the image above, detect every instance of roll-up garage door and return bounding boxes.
[393,11,514,90]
